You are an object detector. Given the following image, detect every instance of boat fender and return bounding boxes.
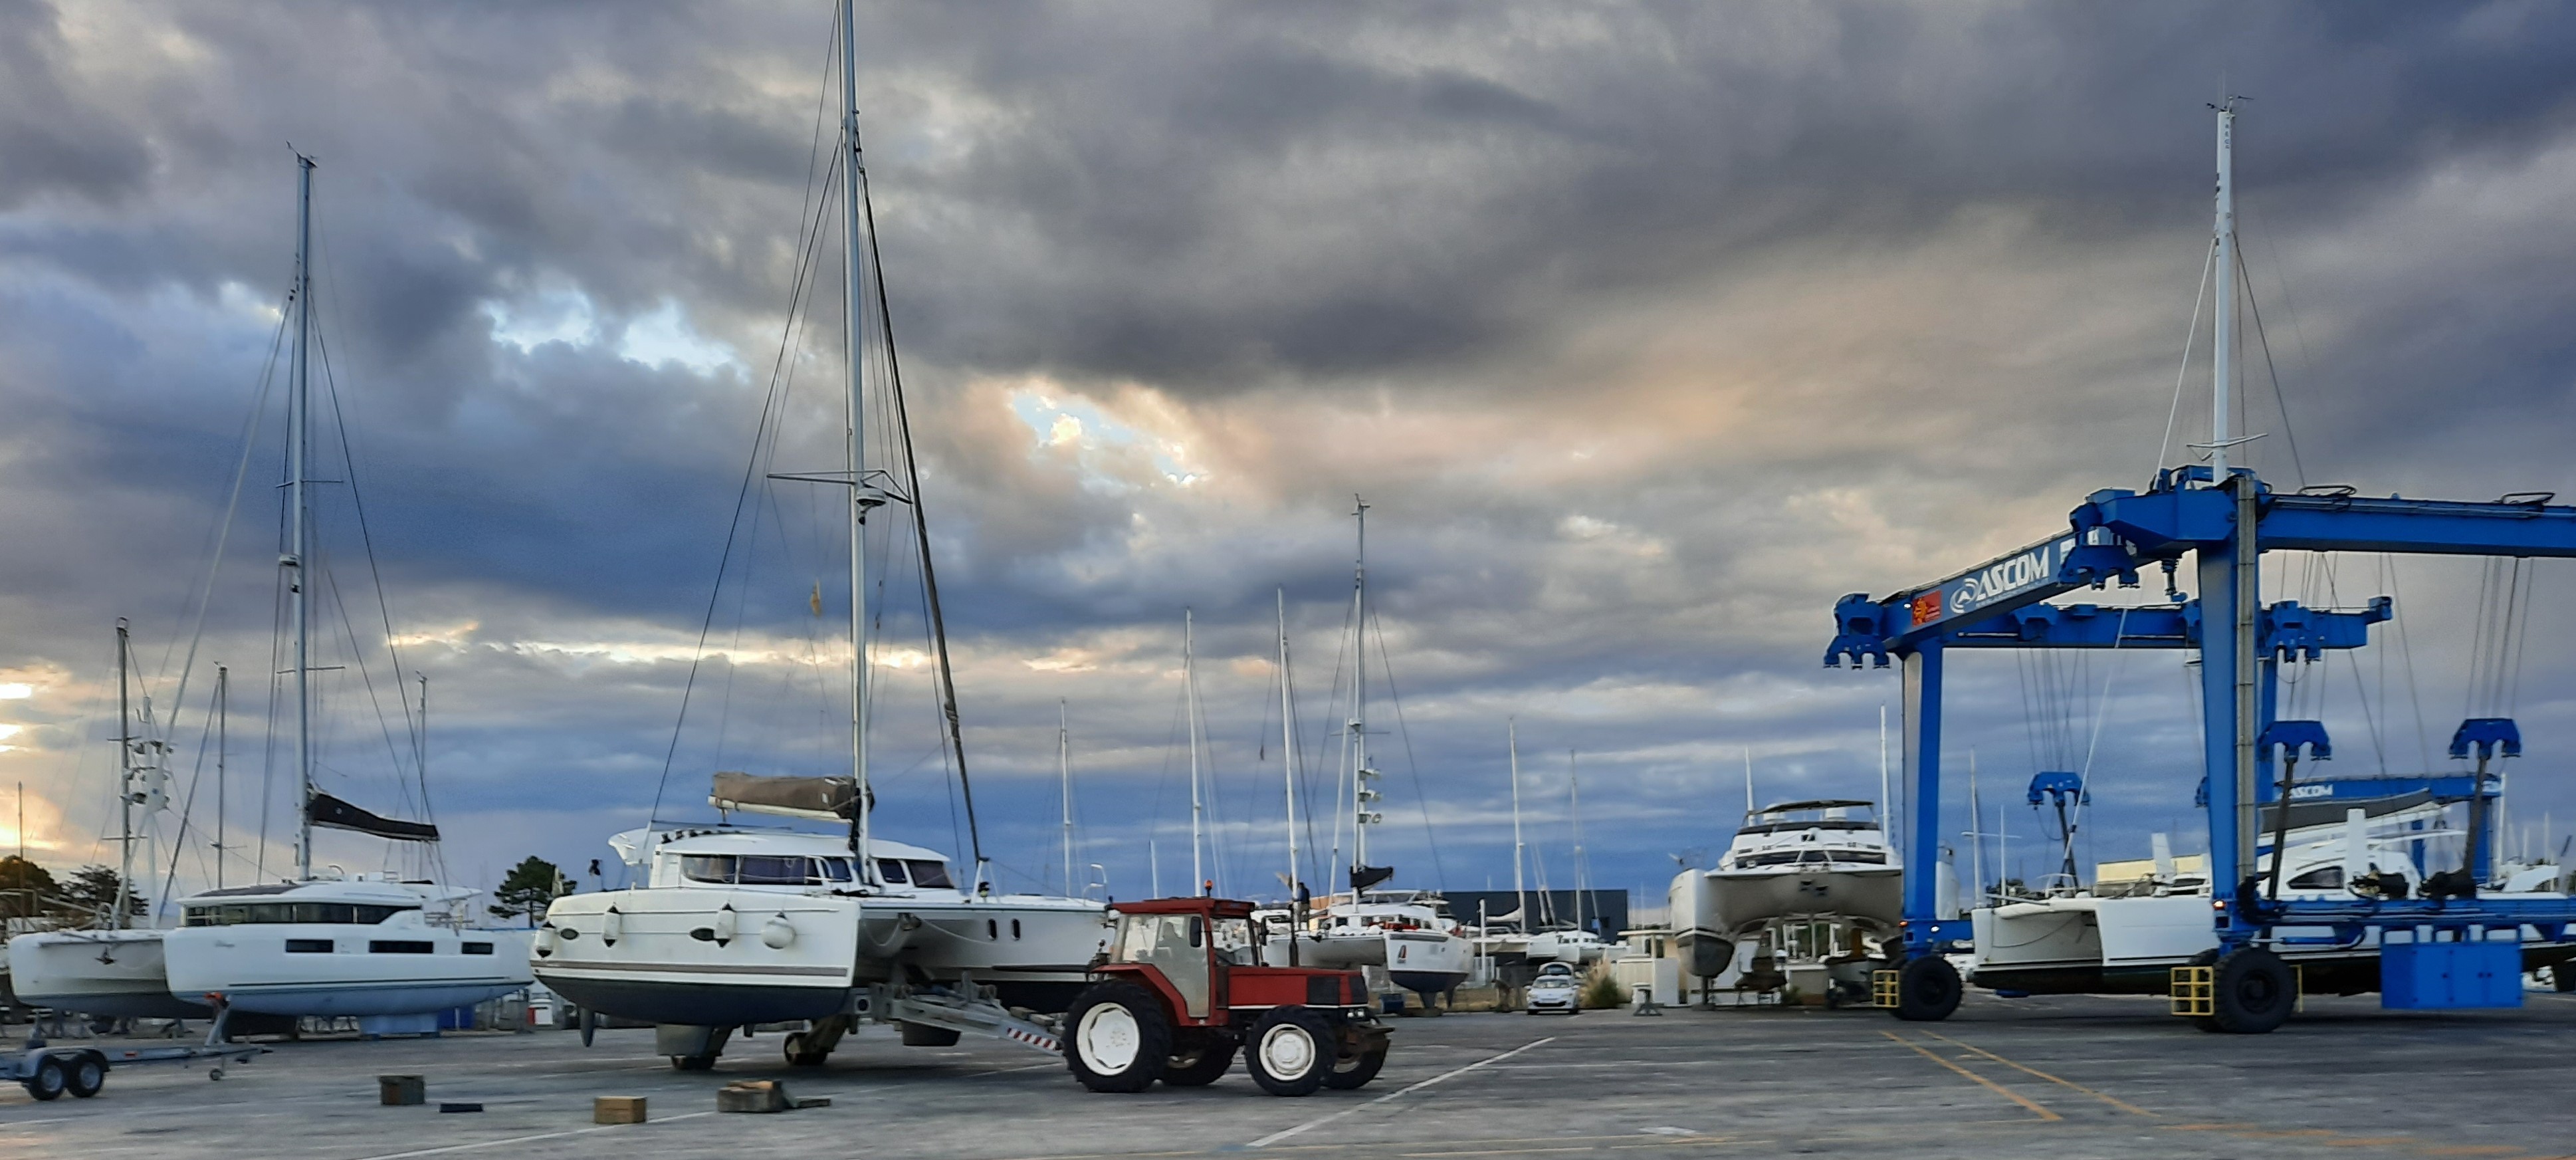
[761,914,796,950]
[601,907,623,946]
[536,926,558,957]
[714,905,737,946]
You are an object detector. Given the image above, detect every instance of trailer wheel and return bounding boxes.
[23,1056,67,1101]
[1322,1038,1387,1090]
[669,1054,718,1071]
[1064,982,1169,1094]
[782,1032,829,1067]
[2209,946,2294,1034]
[1890,957,1961,1022]
[65,1054,104,1098]
[1161,1034,1236,1087]
[1246,1006,1333,1097]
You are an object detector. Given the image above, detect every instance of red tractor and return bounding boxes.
[1063,897,1392,1096]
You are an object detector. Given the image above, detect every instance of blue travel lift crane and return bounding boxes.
[1824,470,2576,1032]
[1822,101,2576,1033]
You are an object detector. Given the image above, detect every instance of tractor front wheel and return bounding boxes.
[1246,1006,1333,1097]
[1065,982,1171,1094]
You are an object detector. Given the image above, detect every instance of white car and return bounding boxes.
[1525,963,1581,1014]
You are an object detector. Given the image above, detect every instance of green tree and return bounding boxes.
[0,855,58,920]
[57,865,147,925]
[490,856,572,927]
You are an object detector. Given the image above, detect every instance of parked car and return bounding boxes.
[1526,963,1581,1015]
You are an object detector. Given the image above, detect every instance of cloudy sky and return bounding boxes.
[8,0,2576,919]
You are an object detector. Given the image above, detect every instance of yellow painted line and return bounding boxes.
[2323,1139,2424,1147]
[2420,1148,2522,1156]
[2168,1123,2262,1131]
[1878,1030,2060,1122]
[1916,1030,2155,1117]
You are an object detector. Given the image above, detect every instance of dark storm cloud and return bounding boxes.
[7,0,2576,901]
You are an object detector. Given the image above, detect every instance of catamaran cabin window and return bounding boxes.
[2287,866,2345,891]
[370,940,435,954]
[876,859,910,885]
[184,902,419,926]
[682,854,853,885]
[905,860,954,889]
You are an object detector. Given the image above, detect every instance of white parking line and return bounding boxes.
[1246,1037,1557,1150]
[348,1110,716,1159]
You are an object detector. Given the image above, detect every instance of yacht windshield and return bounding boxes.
[183,902,417,926]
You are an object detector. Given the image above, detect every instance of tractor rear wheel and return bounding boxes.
[1162,1033,1237,1086]
[1065,982,1170,1094]
[1322,1036,1387,1090]
[1246,1006,1333,1097]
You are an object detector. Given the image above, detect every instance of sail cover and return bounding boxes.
[1350,864,1396,892]
[306,792,440,842]
[710,771,865,822]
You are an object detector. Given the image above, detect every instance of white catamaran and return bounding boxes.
[532,0,1105,1070]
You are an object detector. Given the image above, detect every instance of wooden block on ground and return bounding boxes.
[594,1096,648,1124]
[378,1076,425,1106]
[718,1080,789,1113]
[792,1096,832,1109]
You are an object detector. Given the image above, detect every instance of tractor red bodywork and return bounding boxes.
[1090,897,1371,1027]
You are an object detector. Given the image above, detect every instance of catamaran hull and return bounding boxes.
[533,889,864,1028]
[162,925,533,1017]
[532,887,1106,1028]
[1703,866,1902,937]
[8,930,209,1020]
[1968,893,2576,994]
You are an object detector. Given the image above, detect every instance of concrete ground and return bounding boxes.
[6,991,2575,1159]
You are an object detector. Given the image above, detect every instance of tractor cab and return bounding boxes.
[1067,897,1391,1097]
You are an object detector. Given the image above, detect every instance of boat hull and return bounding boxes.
[532,887,1107,1028]
[1703,866,1902,936]
[162,925,533,1017]
[1386,929,1471,996]
[8,929,209,1020]
[1968,893,2576,994]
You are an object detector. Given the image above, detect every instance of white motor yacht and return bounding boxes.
[161,877,531,1028]
[1285,892,1473,1002]
[1670,799,1901,978]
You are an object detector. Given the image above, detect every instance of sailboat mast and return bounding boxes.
[1277,589,1300,901]
[837,0,874,869]
[1185,608,1205,895]
[215,664,228,890]
[290,153,315,882]
[1878,703,1892,858]
[2210,100,2238,481]
[1059,700,1073,894]
[1568,749,1585,933]
[114,620,134,927]
[1348,496,1372,882]
[1508,717,1525,929]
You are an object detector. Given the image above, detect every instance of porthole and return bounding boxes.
[1012,919,1022,940]
[986,919,998,940]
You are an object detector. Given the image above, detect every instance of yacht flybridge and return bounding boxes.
[1669,799,1903,979]
[533,0,1105,1071]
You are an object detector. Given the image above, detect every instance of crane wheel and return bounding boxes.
[1890,956,1961,1022]
[2209,946,2294,1034]
[1162,1034,1237,1086]
[1065,982,1170,1094]
[1246,1006,1333,1097]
